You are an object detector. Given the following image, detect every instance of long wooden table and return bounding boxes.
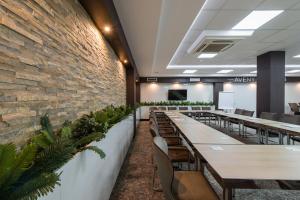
[164,111,243,145]
[194,144,300,200]
[156,110,300,200]
[184,110,300,144]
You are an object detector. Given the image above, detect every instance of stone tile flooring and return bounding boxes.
[110,121,300,200]
[110,121,165,200]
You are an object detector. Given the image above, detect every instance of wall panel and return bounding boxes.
[0,0,126,145]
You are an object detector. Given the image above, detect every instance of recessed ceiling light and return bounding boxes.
[232,10,284,30]
[217,70,234,74]
[183,70,197,74]
[250,70,257,74]
[286,70,300,74]
[104,25,112,33]
[198,53,217,59]
[293,55,300,58]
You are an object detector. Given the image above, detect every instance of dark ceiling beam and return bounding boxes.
[139,76,300,83]
[79,0,138,73]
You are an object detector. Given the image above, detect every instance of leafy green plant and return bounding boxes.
[140,101,214,106]
[0,105,133,200]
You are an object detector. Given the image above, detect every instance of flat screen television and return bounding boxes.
[168,90,187,101]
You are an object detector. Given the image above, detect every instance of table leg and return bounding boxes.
[257,128,261,144]
[287,134,291,145]
[242,122,245,137]
[265,130,269,144]
[223,187,233,200]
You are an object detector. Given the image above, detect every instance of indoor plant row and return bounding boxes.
[140,101,214,106]
[0,105,133,200]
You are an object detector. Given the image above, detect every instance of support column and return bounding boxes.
[213,82,224,110]
[126,67,136,106]
[257,51,285,117]
[126,67,137,136]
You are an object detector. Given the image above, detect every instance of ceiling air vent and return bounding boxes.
[147,77,157,82]
[195,40,234,53]
[188,30,253,56]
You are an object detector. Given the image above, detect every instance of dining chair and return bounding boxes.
[241,110,254,117]
[168,106,177,110]
[153,137,218,200]
[234,108,244,114]
[191,106,201,110]
[178,106,188,110]
[159,106,167,110]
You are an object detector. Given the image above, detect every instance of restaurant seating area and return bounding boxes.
[2,0,300,200]
[140,110,300,200]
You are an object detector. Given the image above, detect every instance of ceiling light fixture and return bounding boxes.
[198,53,217,59]
[103,25,112,33]
[250,70,257,74]
[232,10,284,30]
[217,70,234,74]
[293,55,300,58]
[286,70,300,74]
[183,70,197,74]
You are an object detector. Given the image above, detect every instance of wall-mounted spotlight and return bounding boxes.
[103,25,112,33]
[123,59,128,64]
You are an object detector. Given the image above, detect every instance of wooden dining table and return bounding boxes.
[183,110,300,144]
[193,144,300,200]
[155,110,300,199]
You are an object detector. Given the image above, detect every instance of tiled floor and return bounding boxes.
[110,120,300,200]
[110,121,165,200]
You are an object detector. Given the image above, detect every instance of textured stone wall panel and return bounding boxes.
[0,0,126,145]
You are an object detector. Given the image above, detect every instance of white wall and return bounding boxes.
[223,82,257,113]
[141,82,300,114]
[140,83,213,102]
[285,83,300,113]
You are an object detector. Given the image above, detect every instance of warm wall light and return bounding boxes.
[249,82,256,89]
[224,82,233,90]
[149,82,158,89]
[123,59,128,64]
[104,25,111,33]
[196,82,204,89]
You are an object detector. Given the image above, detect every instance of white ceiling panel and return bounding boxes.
[114,0,300,77]
[256,0,300,10]
[206,10,250,29]
[222,0,264,10]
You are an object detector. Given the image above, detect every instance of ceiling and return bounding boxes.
[113,0,300,77]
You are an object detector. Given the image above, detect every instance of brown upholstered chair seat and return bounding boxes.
[168,146,194,163]
[163,136,182,146]
[172,171,218,200]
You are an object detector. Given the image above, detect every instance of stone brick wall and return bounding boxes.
[0,0,126,145]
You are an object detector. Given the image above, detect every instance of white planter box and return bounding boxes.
[140,105,215,120]
[39,115,134,200]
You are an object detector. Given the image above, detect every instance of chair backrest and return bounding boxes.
[159,106,167,110]
[278,114,300,125]
[178,106,188,110]
[241,110,254,117]
[150,107,158,111]
[289,103,299,112]
[168,107,177,110]
[234,108,244,114]
[202,106,211,110]
[260,112,280,121]
[153,137,175,200]
[150,124,160,137]
[191,106,201,110]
